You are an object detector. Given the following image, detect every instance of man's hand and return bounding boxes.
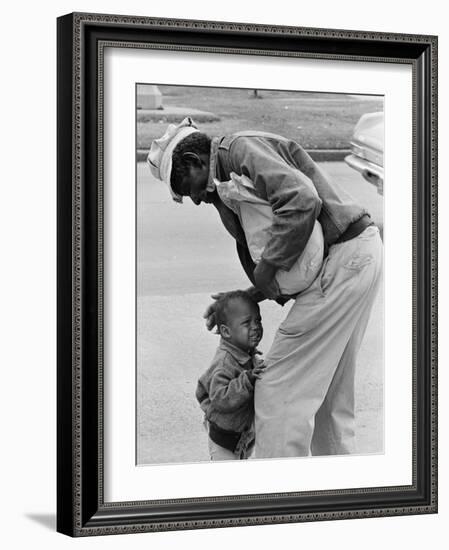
[253,259,280,300]
[203,292,226,332]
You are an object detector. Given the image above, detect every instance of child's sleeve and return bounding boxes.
[208,367,254,412]
[195,379,208,408]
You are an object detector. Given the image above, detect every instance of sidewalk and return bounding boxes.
[136,161,384,465]
[136,147,351,162]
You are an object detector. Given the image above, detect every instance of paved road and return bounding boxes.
[136,162,384,464]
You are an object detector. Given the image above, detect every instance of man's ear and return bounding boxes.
[182,152,202,167]
[219,324,231,339]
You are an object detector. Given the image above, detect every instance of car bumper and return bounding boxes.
[344,153,383,180]
[344,154,384,195]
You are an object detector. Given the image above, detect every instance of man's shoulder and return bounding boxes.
[218,131,289,151]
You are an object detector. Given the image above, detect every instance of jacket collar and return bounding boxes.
[208,136,220,189]
[218,338,254,366]
[209,137,248,247]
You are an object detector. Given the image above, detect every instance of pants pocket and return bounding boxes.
[320,242,375,296]
[343,253,374,271]
[318,254,333,296]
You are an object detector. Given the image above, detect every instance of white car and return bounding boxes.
[345,112,384,195]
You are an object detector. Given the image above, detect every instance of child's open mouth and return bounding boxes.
[249,333,262,345]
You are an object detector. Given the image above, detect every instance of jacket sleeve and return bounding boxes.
[229,136,322,271]
[209,367,254,412]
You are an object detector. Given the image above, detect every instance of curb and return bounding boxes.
[137,107,220,123]
[136,148,351,163]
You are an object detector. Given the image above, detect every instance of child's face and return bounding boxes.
[223,299,263,352]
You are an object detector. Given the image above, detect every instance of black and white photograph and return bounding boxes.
[2,1,443,545]
[136,84,384,465]
[54,8,437,539]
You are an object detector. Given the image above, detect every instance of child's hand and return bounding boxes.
[249,363,267,382]
[252,351,264,368]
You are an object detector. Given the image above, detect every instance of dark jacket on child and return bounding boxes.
[196,338,258,435]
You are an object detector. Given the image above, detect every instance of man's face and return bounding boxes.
[177,162,215,206]
[223,299,263,353]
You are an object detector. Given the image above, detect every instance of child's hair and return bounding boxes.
[214,290,259,329]
[170,132,211,194]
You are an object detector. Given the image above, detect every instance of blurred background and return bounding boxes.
[137,85,383,158]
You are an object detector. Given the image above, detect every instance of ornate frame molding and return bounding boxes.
[57,12,438,537]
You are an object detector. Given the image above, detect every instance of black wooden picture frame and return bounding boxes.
[57,12,438,537]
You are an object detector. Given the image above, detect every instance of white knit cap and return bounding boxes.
[147,117,199,203]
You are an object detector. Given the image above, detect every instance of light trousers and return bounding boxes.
[254,226,383,458]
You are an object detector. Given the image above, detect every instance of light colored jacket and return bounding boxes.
[210,131,370,271]
[216,172,324,295]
